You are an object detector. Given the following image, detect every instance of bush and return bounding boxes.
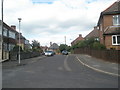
[12,45,23,52]
[92,42,106,50]
[78,41,87,48]
[71,38,106,50]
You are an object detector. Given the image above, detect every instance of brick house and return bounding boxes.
[0,21,17,60]
[0,20,30,60]
[71,34,84,46]
[48,43,59,53]
[16,32,26,50]
[41,46,48,52]
[97,0,120,50]
[85,26,99,41]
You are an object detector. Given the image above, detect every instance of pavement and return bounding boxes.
[2,55,46,69]
[76,54,119,77]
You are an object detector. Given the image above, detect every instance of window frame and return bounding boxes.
[9,30,16,39]
[112,35,120,45]
[113,15,120,25]
[3,27,8,37]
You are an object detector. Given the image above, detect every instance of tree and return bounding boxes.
[71,37,106,50]
[59,44,67,52]
[31,40,42,52]
[12,45,23,52]
[32,40,40,48]
[59,44,71,52]
[66,46,71,52]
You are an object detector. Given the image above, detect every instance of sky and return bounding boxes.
[0,0,116,46]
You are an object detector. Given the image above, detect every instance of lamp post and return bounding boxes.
[65,36,66,45]
[18,18,22,64]
[1,0,4,60]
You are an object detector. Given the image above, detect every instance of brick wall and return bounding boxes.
[105,35,112,49]
[103,15,113,30]
[9,51,41,60]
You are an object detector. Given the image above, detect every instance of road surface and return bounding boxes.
[2,54,118,88]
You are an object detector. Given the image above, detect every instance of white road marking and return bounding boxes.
[64,55,72,71]
[76,56,120,77]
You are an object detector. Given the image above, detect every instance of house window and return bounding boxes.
[112,35,120,45]
[9,31,15,39]
[9,44,15,51]
[3,27,8,37]
[3,43,8,51]
[113,15,120,25]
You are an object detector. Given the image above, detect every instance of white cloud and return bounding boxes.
[1,0,116,46]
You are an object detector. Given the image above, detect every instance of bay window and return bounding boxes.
[112,35,120,45]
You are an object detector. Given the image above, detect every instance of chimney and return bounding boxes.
[94,26,99,30]
[94,26,97,30]
[50,42,52,46]
[11,25,16,30]
[116,0,120,2]
[79,34,82,37]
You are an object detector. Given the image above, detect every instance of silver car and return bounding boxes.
[44,51,54,56]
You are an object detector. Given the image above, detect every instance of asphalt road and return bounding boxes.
[2,55,118,88]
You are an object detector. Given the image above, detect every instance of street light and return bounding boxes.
[65,36,66,45]
[1,0,4,60]
[18,18,22,64]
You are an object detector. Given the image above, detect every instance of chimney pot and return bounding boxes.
[79,34,82,37]
[11,25,16,30]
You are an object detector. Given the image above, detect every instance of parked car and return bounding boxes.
[62,50,68,55]
[44,51,54,56]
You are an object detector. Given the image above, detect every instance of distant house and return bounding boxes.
[41,46,48,52]
[25,39,32,50]
[85,26,99,41]
[16,33,26,50]
[48,43,59,53]
[97,0,120,50]
[71,34,84,46]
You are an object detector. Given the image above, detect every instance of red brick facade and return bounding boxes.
[97,1,120,50]
[71,34,84,46]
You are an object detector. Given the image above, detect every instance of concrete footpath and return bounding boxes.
[76,54,119,77]
[2,56,46,69]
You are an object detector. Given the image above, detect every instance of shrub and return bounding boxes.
[92,42,106,50]
[78,41,87,48]
[12,45,23,52]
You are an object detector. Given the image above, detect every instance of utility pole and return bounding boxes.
[18,18,22,64]
[65,36,66,45]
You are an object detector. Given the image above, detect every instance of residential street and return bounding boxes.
[2,54,118,88]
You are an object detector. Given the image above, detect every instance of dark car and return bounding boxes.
[62,50,68,55]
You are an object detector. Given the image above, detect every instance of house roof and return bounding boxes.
[71,34,84,45]
[97,1,120,26]
[85,28,99,39]
[104,26,120,35]
[103,1,119,13]
[49,43,59,49]
[1,20,18,33]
